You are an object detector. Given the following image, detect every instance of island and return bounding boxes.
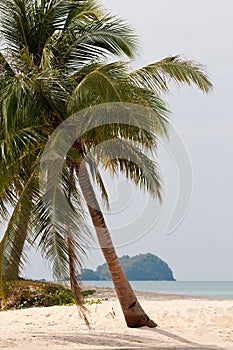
[81,253,175,281]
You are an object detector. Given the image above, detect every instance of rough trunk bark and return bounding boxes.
[78,162,157,328]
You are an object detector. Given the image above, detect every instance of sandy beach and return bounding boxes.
[0,287,232,350]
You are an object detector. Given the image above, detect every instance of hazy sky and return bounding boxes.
[22,0,233,281]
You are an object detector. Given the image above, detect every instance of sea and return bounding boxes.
[81,281,233,299]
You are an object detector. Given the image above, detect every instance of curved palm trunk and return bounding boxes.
[78,162,157,328]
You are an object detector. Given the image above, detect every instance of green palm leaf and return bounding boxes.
[86,156,110,209]
[130,55,213,93]
[92,138,162,201]
[34,131,91,280]
[63,14,138,71]
[0,168,38,298]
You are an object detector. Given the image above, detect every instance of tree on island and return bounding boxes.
[0,0,212,327]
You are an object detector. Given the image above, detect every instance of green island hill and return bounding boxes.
[81,253,175,281]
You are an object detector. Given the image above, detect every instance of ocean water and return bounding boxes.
[81,281,233,299]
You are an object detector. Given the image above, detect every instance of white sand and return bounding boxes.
[0,287,233,350]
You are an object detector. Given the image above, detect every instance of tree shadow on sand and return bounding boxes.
[32,328,223,350]
[146,327,223,350]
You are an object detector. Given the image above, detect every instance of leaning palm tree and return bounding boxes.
[0,0,212,327]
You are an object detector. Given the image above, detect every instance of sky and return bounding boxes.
[14,0,233,281]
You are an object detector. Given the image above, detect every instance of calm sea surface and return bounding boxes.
[82,281,233,299]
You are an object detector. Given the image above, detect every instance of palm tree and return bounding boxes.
[0,0,212,327]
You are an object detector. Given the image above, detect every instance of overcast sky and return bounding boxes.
[22,0,233,281]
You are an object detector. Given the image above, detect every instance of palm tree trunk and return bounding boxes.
[78,162,157,328]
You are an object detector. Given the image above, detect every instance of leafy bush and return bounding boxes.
[1,280,96,310]
[82,289,96,298]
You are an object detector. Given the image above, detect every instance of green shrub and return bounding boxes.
[1,280,96,310]
[81,289,96,298]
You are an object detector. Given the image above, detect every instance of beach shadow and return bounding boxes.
[145,327,224,350]
[32,329,223,350]
[33,331,157,348]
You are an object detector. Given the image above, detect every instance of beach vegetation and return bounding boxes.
[1,279,96,310]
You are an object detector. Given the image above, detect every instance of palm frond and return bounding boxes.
[69,63,123,110]
[129,55,213,93]
[34,134,91,281]
[0,168,38,301]
[92,138,162,201]
[68,62,169,142]
[63,0,102,30]
[63,14,138,72]
[86,156,110,209]
[70,102,167,154]
[67,235,89,327]
[0,126,45,221]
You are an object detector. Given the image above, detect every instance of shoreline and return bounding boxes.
[82,284,233,301]
[0,285,232,350]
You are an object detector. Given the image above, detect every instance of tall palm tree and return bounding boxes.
[0,0,212,327]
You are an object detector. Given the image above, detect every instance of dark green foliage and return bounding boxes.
[2,280,96,310]
[81,288,96,297]
[81,253,175,281]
